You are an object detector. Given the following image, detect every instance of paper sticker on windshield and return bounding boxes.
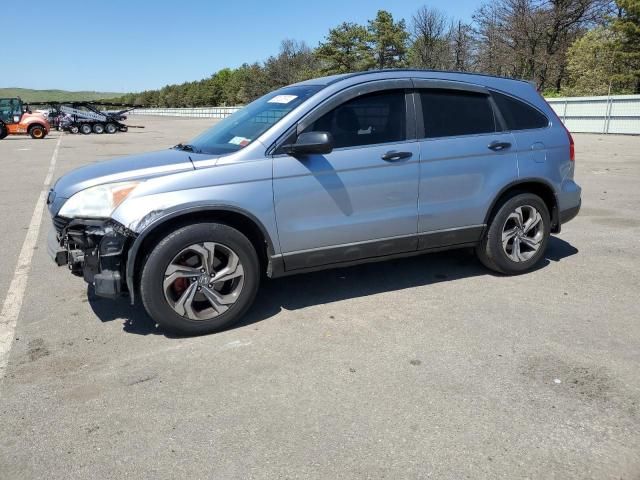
[268,95,297,104]
[229,136,251,146]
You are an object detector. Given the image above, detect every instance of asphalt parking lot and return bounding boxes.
[0,118,638,479]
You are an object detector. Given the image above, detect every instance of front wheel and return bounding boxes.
[29,125,46,139]
[476,193,550,274]
[140,223,260,335]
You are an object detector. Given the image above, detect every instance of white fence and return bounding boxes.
[128,106,241,119]
[129,95,640,134]
[546,95,640,134]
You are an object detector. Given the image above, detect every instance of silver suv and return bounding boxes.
[47,70,581,335]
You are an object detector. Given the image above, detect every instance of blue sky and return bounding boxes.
[3,0,480,92]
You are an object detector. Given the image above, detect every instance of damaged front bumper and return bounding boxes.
[47,218,135,298]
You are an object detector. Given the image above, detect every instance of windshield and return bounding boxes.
[185,85,323,155]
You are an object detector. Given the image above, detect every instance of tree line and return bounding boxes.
[113,0,640,107]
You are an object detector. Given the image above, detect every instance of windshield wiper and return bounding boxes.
[174,143,197,152]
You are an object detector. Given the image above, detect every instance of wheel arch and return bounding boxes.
[484,179,559,233]
[125,205,276,304]
[27,122,47,131]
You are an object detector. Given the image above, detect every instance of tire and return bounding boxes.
[0,122,7,140]
[80,124,92,135]
[105,123,117,134]
[69,126,79,134]
[29,124,46,139]
[476,193,550,274]
[119,125,128,133]
[92,123,105,134]
[140,223,260,336]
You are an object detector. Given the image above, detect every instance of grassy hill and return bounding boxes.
[0,88,123,103]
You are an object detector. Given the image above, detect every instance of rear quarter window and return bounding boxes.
[492,91,549,131]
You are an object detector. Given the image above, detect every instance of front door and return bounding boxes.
[273,87,420,270]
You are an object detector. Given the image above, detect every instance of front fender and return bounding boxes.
[22,114,50,131]
[123,203,278,305]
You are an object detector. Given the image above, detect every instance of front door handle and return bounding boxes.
[488,141,511,152]
[381,151,413,162]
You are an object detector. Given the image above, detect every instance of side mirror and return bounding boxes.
[283,131,333,156]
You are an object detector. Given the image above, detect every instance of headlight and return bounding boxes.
[58,181,141,218]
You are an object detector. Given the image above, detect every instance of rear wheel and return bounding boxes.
[119,125,128,133]
[92,123,105,134]
[140,223,260,336]
[80,124,92,135]
[28,124,46,139]
[105,123,117,134]
[476,193,550,274]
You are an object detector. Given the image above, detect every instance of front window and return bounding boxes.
[302,89,407,149]
[0,99,21,123]
[185,85,323,155]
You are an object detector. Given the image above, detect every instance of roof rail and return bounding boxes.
[325,68,533,86]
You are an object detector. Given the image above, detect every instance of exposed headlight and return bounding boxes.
[58,181,141,218]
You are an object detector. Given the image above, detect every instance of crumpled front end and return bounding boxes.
[47,216,135,298]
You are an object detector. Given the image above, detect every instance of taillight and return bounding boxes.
[558,120,575,162]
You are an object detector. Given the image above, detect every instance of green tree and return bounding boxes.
[565,26,629,95]
[263,39,320,90]
[210,69,234,105]
[367,10,409,69]
[612,0,640,92]
[234,63,270,103]
[316,22,373,73]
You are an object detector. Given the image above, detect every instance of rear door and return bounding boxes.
[414,80,518,249]
[272,80,420,270]
[490,90,554,179]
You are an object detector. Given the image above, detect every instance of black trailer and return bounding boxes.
[29,101,143,135]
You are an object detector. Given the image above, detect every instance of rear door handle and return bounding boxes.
[488,141,511,152]
[381,151,412,162]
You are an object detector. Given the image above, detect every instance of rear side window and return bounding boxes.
[303,89,407,149]
[492,91,549,130]
[419,90,496,138]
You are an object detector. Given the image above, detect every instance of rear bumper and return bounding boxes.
[559,200,581,225]
[557,179,581,228]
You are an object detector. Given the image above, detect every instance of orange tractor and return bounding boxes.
[0,97,50,140]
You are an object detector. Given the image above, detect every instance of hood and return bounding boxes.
[49,149,216,213]
[24,112,50,127]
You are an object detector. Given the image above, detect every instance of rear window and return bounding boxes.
[419,90,496,138]
[492,91,549,131]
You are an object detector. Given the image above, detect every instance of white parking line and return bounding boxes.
[0,135,62,381]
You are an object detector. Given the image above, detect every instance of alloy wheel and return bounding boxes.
[501,205,544,262]
[163,242,245,321]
